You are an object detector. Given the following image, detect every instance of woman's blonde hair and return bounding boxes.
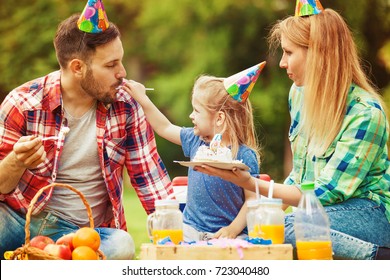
[268,9,387,155]
[192,75,261,162]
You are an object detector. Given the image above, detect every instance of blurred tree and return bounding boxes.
[0,0,84,99]
[0,0,389,181]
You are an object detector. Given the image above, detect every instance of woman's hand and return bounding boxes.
[194,165,253,190]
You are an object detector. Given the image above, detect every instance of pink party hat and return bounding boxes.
[223,61,266,103]
[77,0,109,33]
[295,0,324,17]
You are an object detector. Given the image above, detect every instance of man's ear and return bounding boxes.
[68,59,86,78]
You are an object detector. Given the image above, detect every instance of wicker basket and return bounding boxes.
[9,183,106,260]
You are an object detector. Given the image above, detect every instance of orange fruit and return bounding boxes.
[72,227,101,251]
[71,246,99,260]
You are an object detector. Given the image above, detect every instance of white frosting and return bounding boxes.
[193,145,242,163]
[61,127,70,135]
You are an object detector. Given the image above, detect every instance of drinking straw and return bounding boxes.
[255,179,260,200]
[268,180,275,198]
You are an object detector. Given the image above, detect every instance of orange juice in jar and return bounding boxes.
[296,240,333,260]
[260,224,285,244]
[260,198,285,244]
[246,200,262,238]
[152,229,184,245]
[248,224,263,238]
[294,182,333,260]
[147,200,184,245]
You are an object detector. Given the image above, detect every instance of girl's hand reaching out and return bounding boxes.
[120,79,183,145]
[122,80,148,105]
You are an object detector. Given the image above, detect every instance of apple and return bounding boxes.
[30,235,54,250]
[56,232,75,251]
[43,244,72,260]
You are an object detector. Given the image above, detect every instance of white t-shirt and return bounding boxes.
[45,103,112,227]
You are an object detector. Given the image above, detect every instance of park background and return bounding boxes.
[1,0,389,258]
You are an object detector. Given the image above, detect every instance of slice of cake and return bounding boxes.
[193,145,242,164]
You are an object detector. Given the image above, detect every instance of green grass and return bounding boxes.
[123,186,151,259]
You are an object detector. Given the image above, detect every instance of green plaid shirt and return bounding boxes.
[285,84,390,222]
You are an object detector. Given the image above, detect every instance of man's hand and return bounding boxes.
[13,135,46,169]
[0,135,46,194]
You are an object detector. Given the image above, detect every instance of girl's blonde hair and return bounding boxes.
[268,9,387,156]
[192,75,261,163]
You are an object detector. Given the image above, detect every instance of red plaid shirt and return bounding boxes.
[0,71,172,230]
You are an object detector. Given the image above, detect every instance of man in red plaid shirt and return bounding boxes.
[0,11,172,259]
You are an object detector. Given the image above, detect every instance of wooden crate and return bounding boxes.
[140,243,293,260]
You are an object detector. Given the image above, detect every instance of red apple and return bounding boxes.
[30,235,54,250]
[44,244,72,260]
[56,232,75,251]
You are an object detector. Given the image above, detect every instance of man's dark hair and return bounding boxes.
[54,13,120,68]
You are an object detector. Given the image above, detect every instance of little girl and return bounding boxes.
[123,63,265,241]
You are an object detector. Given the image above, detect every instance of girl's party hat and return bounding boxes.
[295,0,324,17]
[223,61,266,103]
[77,0,109,33]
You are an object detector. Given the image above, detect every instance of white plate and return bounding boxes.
[174,160,250,171]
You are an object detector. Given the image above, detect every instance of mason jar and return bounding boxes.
[146,199,183,244]
[258,198,285,244]
[246,199,262,238]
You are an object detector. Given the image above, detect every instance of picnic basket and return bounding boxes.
[8,183,106,260]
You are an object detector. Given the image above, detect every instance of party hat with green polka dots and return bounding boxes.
[77,0,109,33]
[223,61,266,103]
[295,0,324,17]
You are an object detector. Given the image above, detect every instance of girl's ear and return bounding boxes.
[216,111,226,127]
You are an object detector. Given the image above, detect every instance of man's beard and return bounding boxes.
[80,68,121,104]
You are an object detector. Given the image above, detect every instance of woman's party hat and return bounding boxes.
[223,61,266,103]
[77,0,109,33]
[295,0,324,17]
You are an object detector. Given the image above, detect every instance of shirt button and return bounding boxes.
[356,97,361,102]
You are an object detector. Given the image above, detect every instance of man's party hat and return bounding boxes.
[223,61,266,103]
[77,0,109,33]
[295,0,324,17]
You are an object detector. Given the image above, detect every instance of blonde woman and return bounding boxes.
[196,8,390,259]
[124,73,261,241]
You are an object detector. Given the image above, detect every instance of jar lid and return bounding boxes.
[301,181,315,191]
[260,198,283,205]
[247,199,261,207]
[154,199,180,207]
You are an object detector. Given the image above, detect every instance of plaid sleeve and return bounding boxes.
[283,170,296,186]
[316,103,388,204]
[0,93,27,159]
[124,103,172,214]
